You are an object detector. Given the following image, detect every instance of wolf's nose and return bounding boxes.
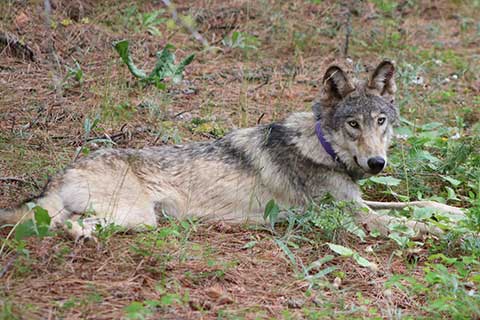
[367,157,385,174]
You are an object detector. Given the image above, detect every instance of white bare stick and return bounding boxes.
[363,200,465,219]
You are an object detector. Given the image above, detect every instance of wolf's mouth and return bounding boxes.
[353,156,360,167]
[353,156,372,173]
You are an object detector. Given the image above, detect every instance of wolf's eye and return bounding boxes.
[377,117,386,125]
[348,120,359,129]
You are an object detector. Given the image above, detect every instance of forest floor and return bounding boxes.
[0,0,479,319]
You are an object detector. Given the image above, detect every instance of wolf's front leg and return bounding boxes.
[355,205,442,238]
[62,215,107,243]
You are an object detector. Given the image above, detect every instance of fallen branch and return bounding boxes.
[0,253,18,278]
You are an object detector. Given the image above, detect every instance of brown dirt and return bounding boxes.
[0,223,434,319]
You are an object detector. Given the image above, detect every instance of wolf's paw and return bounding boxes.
[356,213,390,236]
[357,211,442,239]
[412,201,466,221]
[65,217,105,244]
[402,219,443,239]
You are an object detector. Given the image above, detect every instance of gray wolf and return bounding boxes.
[0,60,464,241]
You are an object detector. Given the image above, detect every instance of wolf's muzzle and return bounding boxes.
[367,156,386,174]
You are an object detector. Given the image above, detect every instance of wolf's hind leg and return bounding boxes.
[60,164,159,233]
[34,192,71,224]
[61,201,157,242]
[363,200,465,220]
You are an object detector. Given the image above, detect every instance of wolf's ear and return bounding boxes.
[321,66,355,105]
[368,60,396,101]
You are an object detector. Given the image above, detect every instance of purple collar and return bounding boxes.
[315,121,338,161]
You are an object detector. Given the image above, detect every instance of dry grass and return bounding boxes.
[0,223,435,319]
[1,0,479,319]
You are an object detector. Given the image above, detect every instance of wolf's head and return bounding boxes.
[313,60,399,176]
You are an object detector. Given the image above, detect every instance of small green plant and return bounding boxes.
[121,6,166,36]
[156,120,182,144]
[189,118,226,138]
[273,237,376,291]
[466,199,480,233]
[327,243,377,270]
[136,9,166,36]
[264,197,366,242]
[264,197,377,289]
[129,218,195,260]
[264,199,280,230]
[124,300,159,320]
[370,0,398,16]
[274,238,338,289]
[0,205,52,276]
[65,59,84,85]
[387,221,418,248]
[102,101,136,122]
[75,114,114,157]
[14,204,52,241]
[94,223,127,243]
[292,31,310,52]
[0,299,18,320]
[124,283,184,319]
[114,40,195,89]
[222,31,259,51]
[386,256,480,319]
[317,16,341,39]
[124,293,183,319]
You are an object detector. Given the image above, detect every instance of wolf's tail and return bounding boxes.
[1,189,70,228]
[0,205,32,225]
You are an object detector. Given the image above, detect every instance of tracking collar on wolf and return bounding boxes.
[314,119,359,179]
[315,121,337,161]
[312,60,398,180]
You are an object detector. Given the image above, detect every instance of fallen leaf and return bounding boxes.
[205,286,223,299]
[15,12,29,28]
